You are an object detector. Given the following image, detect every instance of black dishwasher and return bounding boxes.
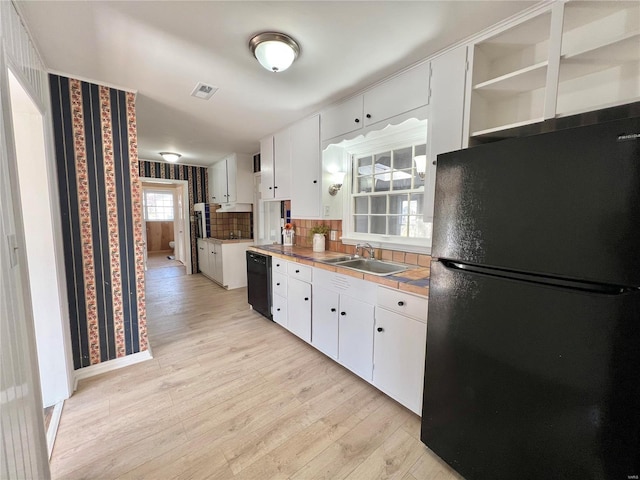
[246,251,272,320]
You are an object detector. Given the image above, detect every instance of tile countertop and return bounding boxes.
[201,237,255,245]
[249,245,430,297]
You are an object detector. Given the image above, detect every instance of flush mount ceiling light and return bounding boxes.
[249,32,300,73]
[159,152,181,163]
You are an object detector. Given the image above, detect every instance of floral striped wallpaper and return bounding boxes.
[138,160,208,273]
[50,74,147,369]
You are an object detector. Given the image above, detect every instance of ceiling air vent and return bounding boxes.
[191,82,218,100]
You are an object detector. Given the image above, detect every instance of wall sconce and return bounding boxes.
[414,155,427,179]
[328,171,346,196]
[160,152,181,163]
[249,32,300,73]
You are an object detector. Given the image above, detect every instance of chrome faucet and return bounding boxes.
[355,243,375,260]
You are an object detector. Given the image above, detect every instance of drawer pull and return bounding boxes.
[398,301,405,306]
[331,308,336,312]
[340,312,346,316]
[276,283,280,286]
[377,327,384,332]
[277,308,281,311]
[295,269,300,273]
[304,297,309,301]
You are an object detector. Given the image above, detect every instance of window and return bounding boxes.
[352,142,429,239]
[143,190,174,221]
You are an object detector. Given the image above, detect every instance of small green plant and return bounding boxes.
[309,224,330,237]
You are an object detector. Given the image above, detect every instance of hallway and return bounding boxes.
[49,268,460,479]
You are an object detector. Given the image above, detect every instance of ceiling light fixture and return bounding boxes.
[249,32,300,73]
[159,152,181,163]
[414,155,427,179]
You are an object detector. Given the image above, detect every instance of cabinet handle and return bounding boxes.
[377,327,384,332]
[277,308,281,311]
[366,113,371,119]
[398,301,405,306]
[295,269,300,273]
[313,180,317,184]
[304,297,309,301]
[276,283,280,286]
[331,308,336,312]
[274,186,278,189]
[432,160,437,165]
[354,118,360,123]
[340,312,346,316]
[269,187,273,190]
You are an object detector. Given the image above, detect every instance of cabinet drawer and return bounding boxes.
[377,286,428,322]
[287,262,312,283]
[272,272,287,298]
[272,294,287,328]
[272,258,288,273]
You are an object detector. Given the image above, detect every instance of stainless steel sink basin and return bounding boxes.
[335,259,408,276]
[319,255,356,264]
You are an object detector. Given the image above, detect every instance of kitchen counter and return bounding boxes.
[249,244,430,297]
[202,237,254,245]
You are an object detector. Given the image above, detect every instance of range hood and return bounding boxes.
[215,202,253,213]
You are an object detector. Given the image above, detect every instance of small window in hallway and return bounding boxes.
[143,190,174,221]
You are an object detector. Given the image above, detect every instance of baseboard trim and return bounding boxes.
[47,401,64,460]
[74,350,153,386]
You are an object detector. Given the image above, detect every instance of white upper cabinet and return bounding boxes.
[208,153,253,206]
[290,115,321,218]
[321,62,431,143]
[556,1,640,117]
[261,130,292,200]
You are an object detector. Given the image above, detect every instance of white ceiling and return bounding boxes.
[18,1,537,167]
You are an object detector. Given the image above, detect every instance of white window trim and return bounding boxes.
[143,189,175,222]
[339,119,432,255]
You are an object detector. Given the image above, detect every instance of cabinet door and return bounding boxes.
[425,46,468,223]
[211,160,227,204]
[373,307,427,414]
[197,239,209,275]
[225,156,237,203]
[273,128,291,199]
[338,295,375,381]
[211,242,223,284]
[287,278,311,342]
[272,293,287,328]
[363,62,431,127]
[291,115,321,218]
[320,95,363,142]
[311,286,339,359]
[260,136,274,199]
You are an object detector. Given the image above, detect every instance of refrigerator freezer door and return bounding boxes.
[432,117,640,286]
[421,261,640,480]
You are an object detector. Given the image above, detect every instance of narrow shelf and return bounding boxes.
[559,32,640,82]
[474,61,549,94]
[471,117,545,138]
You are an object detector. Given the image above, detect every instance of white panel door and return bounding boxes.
[291,115,321,218]
[373,307,427,414]
[337,295,375,381]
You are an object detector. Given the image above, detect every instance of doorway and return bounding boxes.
[7,67,73,455]
[140,178,191,275]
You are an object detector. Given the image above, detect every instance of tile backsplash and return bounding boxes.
[208,205,253,239]
[291,218,430,267]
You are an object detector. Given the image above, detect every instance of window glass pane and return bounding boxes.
[375,152,391,168]
[410,193,424,215]
[354,197,368,214]
[408,216,429,238]
[414,171,425,190]
[389,194,409,215]
[394,147,412,170]
[144,191,174,221]
[357,156,372,170]
[371,216,386,234]
[354,215,368,233]
[388,216,405,236]
[371,196,386,214]
[373,175,390,192]
[357,176,373,193]
[392,171,412,191]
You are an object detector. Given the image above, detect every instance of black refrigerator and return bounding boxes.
[420,117,640,480]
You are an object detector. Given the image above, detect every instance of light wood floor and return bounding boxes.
[50,267,462,479]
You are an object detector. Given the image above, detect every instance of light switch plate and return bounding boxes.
[330,230,337,241]
[324,205,330,216]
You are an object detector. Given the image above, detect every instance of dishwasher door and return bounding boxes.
[246,251,272,320]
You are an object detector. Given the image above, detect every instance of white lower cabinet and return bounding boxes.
[198,239,249,289]
[311,286,339,359]
[272,293,287,328]
[373,307,427,415]
[337,295,375,382]
[287,277,311,342]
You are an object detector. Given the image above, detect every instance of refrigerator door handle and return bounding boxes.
[440,259,635,295]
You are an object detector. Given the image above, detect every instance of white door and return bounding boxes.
[287,278,311,342]
[174,186,183,264]
[337,295,375,381]
[373,308,427,414]
[311,286,339,358]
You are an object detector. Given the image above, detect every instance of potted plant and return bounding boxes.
[309,224,330,252]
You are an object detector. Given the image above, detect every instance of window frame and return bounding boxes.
[143,189,175,222]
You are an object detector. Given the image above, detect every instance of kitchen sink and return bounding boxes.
[319,255,356,264]
[333,258,408,276]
